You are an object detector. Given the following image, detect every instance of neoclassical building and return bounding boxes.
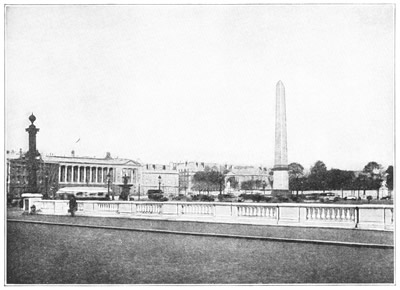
[43,153,141,196]
[7,151,142,199]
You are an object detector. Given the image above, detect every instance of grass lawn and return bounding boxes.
[7,222,394,284]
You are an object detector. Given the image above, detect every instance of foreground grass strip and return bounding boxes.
[8,218,393,249]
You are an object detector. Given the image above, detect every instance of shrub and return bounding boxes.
[200,195,215,202]
[172,194,186,201]
[148,193,168,202]
[218,194,237,202]
[189,194,215,202]
[277,196,290,202]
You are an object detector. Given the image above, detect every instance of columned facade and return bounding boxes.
[40,155,141,199]
[58,164,116,185]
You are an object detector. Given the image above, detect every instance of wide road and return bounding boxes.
[7,220,393,284]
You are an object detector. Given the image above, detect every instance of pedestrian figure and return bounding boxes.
[69,195,77,217]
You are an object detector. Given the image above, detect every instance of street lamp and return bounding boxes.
[158,175,162,191]
[107,172,113,200]
[45,171,49,199]
[262,180,267,195]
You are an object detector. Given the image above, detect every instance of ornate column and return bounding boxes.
[25,113,40,193]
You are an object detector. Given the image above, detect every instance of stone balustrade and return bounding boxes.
[32,200,394,231]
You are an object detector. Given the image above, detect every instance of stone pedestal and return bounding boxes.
[379,185,389,199]
[21,193,43,213]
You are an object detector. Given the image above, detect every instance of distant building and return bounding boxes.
[140,163,179,196]
[7,150,59,199]
[173,161,231,194]
[225,166,272,191]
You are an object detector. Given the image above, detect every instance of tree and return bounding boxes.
[363,161,382,175]
[353,172,368,197]
[241,180,254,191]
[37,162,59,199]
[362,161,384,199]
[192,169,225,195]
[226,176,239,189]
[386,166,393,191]
[288,162,304,195]
[308,161,328,191]
[327,169,355,197]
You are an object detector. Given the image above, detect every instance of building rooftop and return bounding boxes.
[42,155,141,166]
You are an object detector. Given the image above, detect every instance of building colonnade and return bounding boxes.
[59,165,115,184]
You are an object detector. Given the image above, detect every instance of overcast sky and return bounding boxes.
[5,4,394,171]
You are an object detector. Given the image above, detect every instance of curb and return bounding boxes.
[8,219,394,249]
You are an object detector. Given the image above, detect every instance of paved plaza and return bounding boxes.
[7,210,394,284]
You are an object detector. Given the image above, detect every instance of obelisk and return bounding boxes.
[272,81,289,196]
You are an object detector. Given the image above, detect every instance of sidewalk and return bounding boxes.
[7,208,393,247]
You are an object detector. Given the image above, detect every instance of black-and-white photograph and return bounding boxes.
[4,1,395,285]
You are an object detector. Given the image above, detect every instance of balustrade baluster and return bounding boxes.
[341,208,346,220]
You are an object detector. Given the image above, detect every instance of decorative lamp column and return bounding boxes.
[107,172,112,200]
[25,113,40,193]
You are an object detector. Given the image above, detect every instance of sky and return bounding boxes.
[5,4,395,171]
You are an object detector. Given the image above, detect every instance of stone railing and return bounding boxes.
[32,200,394,231]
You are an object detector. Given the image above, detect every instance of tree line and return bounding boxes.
[189,161,393,197]
[289,161,393,198]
